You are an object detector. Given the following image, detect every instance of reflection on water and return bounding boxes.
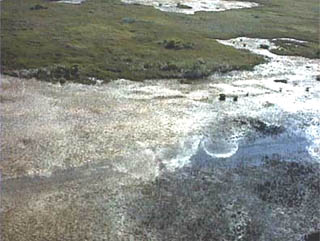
[195,130,311,169]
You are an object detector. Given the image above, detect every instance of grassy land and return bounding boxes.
[1,0,319,82]
[270,39,320,59]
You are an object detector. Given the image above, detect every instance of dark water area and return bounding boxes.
[192,129,312,170]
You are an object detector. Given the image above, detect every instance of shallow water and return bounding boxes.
[1,38,319,177]
[121,0,258,14]
[163,37,320,170]
[57,0,258,14]
[195,130,312,169]
[1,37,320,241]
[58,0,85,4]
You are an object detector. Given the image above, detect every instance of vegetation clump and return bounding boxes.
[30,4,48,10]
[176,2,192,9]
[6,65,87,84]
[271,39,320,59]
[233,117,285,135]
[274,79,288,84]
[161,39,194,50]
[260,44,269,49]
[219,93,226,101]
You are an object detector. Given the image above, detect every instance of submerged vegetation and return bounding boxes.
[1,0,319,82]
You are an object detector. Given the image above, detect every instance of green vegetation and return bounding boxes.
[160,38,194,50]
[271,39,320,59]
[30,4,48,10]
[0,0,319,82]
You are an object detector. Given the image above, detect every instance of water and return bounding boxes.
[58,0,85,4]
[2,37,319,241]
[58,0,259,13]
[163,37,320,170]
[121,0,258,14]
[194,130,312,169]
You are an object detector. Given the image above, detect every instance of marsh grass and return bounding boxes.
[3,0,319,82]
[270,40,320,59]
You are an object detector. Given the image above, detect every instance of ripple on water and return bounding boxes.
[201,137,239,158]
